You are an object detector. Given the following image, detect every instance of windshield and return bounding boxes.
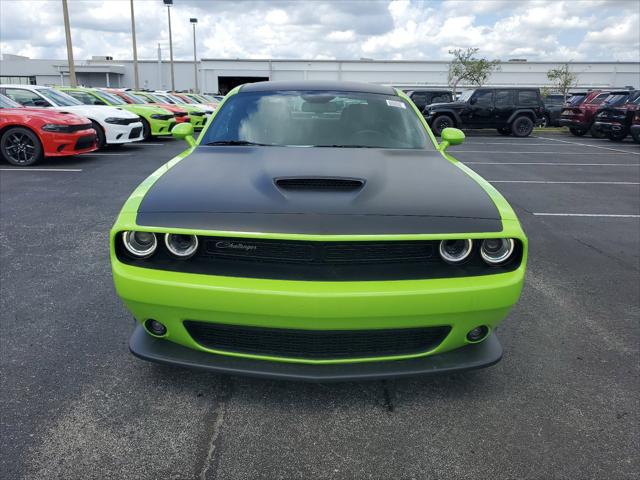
[0,94,22,108]
[603,94,629,106]
[119,92,146,104]
[201,91,431,149]
[167,94,187,104]
[38,88,82,106]
[566,94,586,106]
[95,90,126,105]
[457,90,474,102]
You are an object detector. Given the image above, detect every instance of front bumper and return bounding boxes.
[593,121,625,133]
[130,324,503,381]
[559,118,587,130]
[188,115,207,128]
[150,119,177,136]
[43,128,97,156]
[103,121,144,144]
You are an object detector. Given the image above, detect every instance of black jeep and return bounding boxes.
[423,87,545,137]
[405,89,454,112]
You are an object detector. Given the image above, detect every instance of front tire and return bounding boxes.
[497,127,511,136]
[569,127,587,136]
[0,127,43,166]
[141,118,152,141]
[511,116,534,137]
[631,128,640,144]
[608,128,628,142]
[91,121,106,149]
[431,115,454,136]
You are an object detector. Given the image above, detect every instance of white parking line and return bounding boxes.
[0,168,82,172]
[465,162,639,166]
[533,213,640,218]
[453,151,633,155]
[490,180,640,185]
[128,143,165,146]
[537,136,640,155]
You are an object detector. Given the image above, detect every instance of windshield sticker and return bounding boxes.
[386,99,406,109]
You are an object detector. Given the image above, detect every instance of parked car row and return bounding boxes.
[0,83,223,166]
[560,89,639,143]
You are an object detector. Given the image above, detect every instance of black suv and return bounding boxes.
[542,93,568,127]
[424,87,545,137]
[405,89,453,112]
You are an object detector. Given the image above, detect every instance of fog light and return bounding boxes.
[145,319,167,336]
[466,326,489,343]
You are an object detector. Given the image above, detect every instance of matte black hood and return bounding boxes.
[136,146,501,235]
[428,101,466,110]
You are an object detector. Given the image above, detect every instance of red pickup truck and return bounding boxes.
[559,90,610,137]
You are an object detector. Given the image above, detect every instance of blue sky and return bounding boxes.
[0,0,638,62]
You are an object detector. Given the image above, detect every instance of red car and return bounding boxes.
[0,93,97,166]
[104,89,190,124]
[559,90,611,137]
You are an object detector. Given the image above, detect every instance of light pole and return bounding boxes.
[130,0,139,90]
[190,18,198,93]
[163,0,175,91]
[61,0,77,87]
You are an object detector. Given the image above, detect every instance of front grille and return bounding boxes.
[116,236,524,281]
[75,134,96,150]
[67,123,93,132]
[183,322,451,359]
[154,114,174,121]
[129,126,142,139]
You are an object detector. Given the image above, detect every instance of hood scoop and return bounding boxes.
[275,177,365,191]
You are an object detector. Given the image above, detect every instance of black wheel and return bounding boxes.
[511,116,534,137]
[431,115,454,136]
[0,127,43,166]
[608,129,628,142]
[497,127,511,136]
[590,124,605,138]
[91,121,106,149]
[141,118,152,141]
[631,129,640,144]
[569,127,587,136]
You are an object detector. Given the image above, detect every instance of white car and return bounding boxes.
[152,92,214,116]
[0,84,144,148]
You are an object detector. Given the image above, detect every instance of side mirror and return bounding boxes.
[469,96,477,105]
[439,127,465,151]
[172,122,196,147]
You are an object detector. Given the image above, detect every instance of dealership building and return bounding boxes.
[1,53,638,94]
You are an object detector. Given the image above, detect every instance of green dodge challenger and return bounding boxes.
[111,81,527,381]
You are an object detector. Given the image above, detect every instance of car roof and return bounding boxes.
[239,80,396,95]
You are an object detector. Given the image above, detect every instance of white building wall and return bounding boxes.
[2,55,639,93]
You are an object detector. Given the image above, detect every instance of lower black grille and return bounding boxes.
[75,134,96,149]
[183,322,451,359]
[129,126,142,139]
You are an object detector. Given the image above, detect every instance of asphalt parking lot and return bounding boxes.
[1,132,638,480]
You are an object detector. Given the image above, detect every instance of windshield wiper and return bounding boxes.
[206,140,273,146]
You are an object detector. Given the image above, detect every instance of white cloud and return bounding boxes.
[0,0,638,62]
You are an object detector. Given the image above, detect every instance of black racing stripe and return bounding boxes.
[136,146,502,235]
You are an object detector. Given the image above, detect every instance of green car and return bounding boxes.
[132,91,208,129]
[111,81,527,381]
[58,87,176,140]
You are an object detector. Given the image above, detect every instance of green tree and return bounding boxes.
[547,63,577,100]
[447,48,501,95]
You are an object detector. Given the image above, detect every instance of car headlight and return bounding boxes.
[42,124,70,132]
[150,113,168,119]
[165,233,198,258]
[439,239,473,264]
[105,117,131,124]
[480,238,515,265]
[204,110,213,115]
[122,231,157,258]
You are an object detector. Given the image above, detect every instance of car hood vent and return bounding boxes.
[275,177,364,191]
